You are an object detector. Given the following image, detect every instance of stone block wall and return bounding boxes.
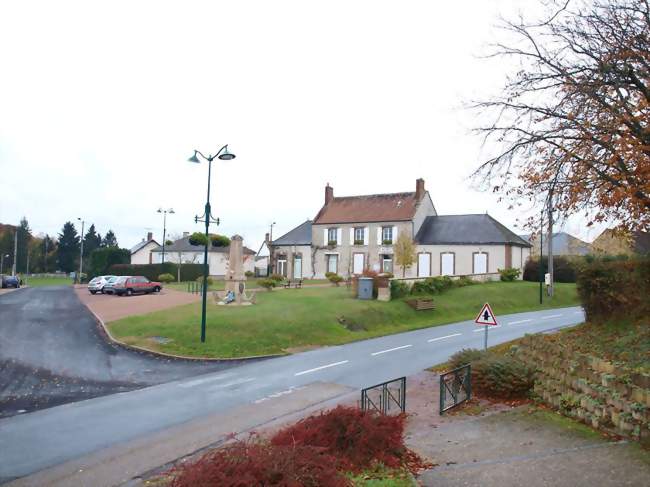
[513,335,650,442]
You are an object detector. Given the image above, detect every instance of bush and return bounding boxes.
[170,438,346,487]
[258,278,276,290]
[165,240,173,246]
[328,273,344,286]
[271,406,426,474]
[210,234,230,248]
[158,273,175,283]
[576,258,650,321]
[498,267,521,282]
[390,280,411,299]
[448,348,487,370]
[523,256,577,282]
[411,276,454,295]
[269,273,285,282]
[325,271,337,279]
[472,355,534,399]
[244,270,254,277]
[188,232,209,247]
[196,275,214,286]
[108,263,204,282]
[454,276,476,287]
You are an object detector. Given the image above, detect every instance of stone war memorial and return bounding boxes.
[217,235,255,306]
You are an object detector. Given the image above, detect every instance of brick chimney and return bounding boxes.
[325,183,334,205]
[147,231,153,241]
[415,178,425,200]
[265,232,270,244]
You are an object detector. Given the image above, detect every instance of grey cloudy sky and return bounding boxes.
[0,0,605,251]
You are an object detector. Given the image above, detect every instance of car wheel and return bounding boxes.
[126,288,133,297]
[154,286,161,293]
[90,291,96,295]
[100,289,105,294]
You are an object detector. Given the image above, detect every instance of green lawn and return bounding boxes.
[166,278,330,292]
[24,275,74,287]
[108,281,579,359]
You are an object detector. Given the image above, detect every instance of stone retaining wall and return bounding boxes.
[513,334,650,443]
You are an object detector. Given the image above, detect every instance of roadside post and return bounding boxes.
[475,302,498,351]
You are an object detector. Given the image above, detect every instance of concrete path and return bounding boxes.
[0,297,584,483]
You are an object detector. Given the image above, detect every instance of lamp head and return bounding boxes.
[157,208,162,213]
[188,151,200,163]
[218,145,236,161]
[169,209,175,214]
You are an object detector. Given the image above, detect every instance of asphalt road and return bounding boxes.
[0,287,253,419]
[0,291,584,482]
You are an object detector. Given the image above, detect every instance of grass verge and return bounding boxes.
[24,276,73,287]
[108,281,578,358]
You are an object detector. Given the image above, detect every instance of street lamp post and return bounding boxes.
[77,218,85,283]
[268,221,276,275]
[157,208,175,265]
[188,145,236,343]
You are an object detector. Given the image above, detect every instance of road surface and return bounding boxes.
[0,286,584,482]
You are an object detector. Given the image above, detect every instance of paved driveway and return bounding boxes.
[0,287,252,418]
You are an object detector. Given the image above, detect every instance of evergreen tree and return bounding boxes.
[16,217,32,273]
[83,224,102,256]
[42,234,57,272]
[102,230,118,247]
[57,222,80,273]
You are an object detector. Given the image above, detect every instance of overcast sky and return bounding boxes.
[0,0,606,251]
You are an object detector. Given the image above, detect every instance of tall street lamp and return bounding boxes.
[77,218,85,283]
[188,145,236,343]
[157,208,175,265]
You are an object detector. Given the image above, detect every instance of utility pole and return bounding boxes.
[539,209,543,305]
[12,229,18,276]
[77,218,85,283]
[44,238,49,273]
[547,191,554,298]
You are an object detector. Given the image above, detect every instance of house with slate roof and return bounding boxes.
[270,179,531,280]
[130,232,160,265]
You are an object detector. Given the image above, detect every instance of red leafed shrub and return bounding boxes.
[169,438,349,487]
[270,406,427,474]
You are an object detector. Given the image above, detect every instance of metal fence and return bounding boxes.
[361,377,406,414]
[187,281,204,294]
[439,365,471,414]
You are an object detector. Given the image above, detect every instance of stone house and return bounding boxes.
[270,179,531,279]
[591,229,650,256]
[521,232,591,257]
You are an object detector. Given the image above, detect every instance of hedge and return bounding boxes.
[88,247,131,279]
[523,256,577,283]
[107,263,204,281]
[576,258,650,321]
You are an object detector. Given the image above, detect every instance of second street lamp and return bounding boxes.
[188,144,236,343]
[157,208,175,265]
[77,218,85,283]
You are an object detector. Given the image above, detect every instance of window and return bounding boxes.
[277,258,287,276]
[326,254,338,274]
[382,226,393,245]
[473,252,488,274]
[327,228,337,245]
[382,255,393,274]
[354,227,365,245]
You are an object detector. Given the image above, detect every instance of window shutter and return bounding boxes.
[363,227,369,245]
[393,226,398,242]
[377,227,382,245]
[336,228,341,245]
[349,228,354,245]
[323,228,328,245]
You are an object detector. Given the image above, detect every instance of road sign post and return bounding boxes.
[475,302,498,351]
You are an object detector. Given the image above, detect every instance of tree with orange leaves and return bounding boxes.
[473,0,649,231]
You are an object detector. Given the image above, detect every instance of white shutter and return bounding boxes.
[363,227,369,245]
[336,228,341,245]
[349,228,354,245]
[377,227,382,245]
[323,228,328,245]
[393,226,398,243]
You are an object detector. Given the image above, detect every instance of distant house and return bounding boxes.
[150,233,256,277]
[270,179,531,279]
[521,232,591,257]
[130,232,160,264]
[591,229,650,256]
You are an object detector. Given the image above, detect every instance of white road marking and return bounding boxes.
[177,372,236,388]
[207,378,256,390]
[294,360,349,376]
[507,319,532,325]
[541,314,563,320]
[473,325,501,332]
[371,344,413,356]
[427,333,462,343]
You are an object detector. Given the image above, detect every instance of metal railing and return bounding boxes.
[361,377,406,414]
[439,365,471,414]
[186,281,204,294]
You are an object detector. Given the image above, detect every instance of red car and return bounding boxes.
[114,276,162,296]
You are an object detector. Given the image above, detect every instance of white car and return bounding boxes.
[88,275,116,295]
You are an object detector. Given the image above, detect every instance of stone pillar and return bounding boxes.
[225,235,246,303]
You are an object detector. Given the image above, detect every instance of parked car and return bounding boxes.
[103,276,128,295]
[87,275,116,294]
[114,276,162,296]
[1,275,20,288]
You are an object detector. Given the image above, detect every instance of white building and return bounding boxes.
[130,232,160,264]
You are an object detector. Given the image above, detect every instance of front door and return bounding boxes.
[293,255,302,279]
[418,253,431,277]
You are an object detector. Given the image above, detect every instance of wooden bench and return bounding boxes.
[406,298,435,311]
[283,279,303,289]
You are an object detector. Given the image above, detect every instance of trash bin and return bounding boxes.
[358,277,374,300]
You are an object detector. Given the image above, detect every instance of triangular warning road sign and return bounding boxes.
[475,302,498,326]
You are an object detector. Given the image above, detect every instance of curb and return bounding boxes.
[78,292,284,363]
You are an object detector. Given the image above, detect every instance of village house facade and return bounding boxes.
[130,232,160,265]
[270,179,531,280]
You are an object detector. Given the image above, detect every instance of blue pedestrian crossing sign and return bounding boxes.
[475,302,498,326]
